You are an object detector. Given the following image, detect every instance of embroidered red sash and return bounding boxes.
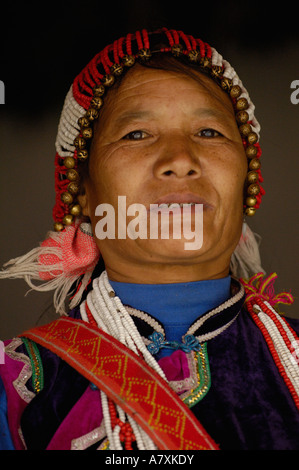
[20,317,218,450]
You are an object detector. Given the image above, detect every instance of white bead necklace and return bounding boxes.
[80,270,168,450]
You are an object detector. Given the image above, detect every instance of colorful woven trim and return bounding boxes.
[241,273,299,411]
[21,337,44,394]
[182,343,211,408]
[19,317,218,450]
[240,272,294,309]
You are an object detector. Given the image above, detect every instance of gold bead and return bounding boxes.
[236,110,249,124]
[77,149,88,161]
[235,97,248,111]
[81,127,93,139]
[93,84,105,96]
[230,85,242,99]
[188,49,200,62]
[122,54,135,67]
[86,108,99,121]
[246,145,258,158]
[239,123,252,136]
[247,170,259,184]
[171,44,184,57]
[54,222,64,232]
[211,65,223,79]
[90,96,103,110]
[63,156,76,169]
[247,132,258,145]
[78,116,90,128]
[63,214,74,226]
[245,207,256,217]
[199,56,211,69]
[247,183,260,196]
[70,204,82,216]
[68,182,80,195]
[249,158,261,171]
[61,191,73,205]
[246,196,257,207]
[138,48,152,61]
[66,169,79,181]
[74,136,86,150]
[110,63,124,76]
[221,77,233,92]
[102,74,115,87]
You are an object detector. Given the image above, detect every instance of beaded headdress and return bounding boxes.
[0,27,265,314]
[53,27,264,232]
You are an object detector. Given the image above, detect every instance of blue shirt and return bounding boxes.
[110,276,231,355]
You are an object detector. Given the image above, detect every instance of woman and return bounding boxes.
[0,27,298,450]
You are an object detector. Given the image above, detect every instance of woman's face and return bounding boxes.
[79,65,247,283]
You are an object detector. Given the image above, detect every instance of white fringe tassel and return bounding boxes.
[230,222,265,280]
[0,231,93,316]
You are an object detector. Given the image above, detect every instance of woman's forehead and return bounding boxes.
[97,65,235,123]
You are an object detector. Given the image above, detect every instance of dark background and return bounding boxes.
[0,0,298,338]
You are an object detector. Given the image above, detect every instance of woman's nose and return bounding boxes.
[153,134,202,179]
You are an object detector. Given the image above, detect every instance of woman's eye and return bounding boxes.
[122,130,147,140]
[198,128,222,138]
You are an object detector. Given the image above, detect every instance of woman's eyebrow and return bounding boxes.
[113,110,155,129]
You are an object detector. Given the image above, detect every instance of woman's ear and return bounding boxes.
[77,192,90,217]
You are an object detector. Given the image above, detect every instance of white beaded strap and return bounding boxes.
[55,85,85,157]
[252,302,299,395]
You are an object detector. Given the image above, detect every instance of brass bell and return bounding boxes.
[235,98,248,111]
[78,116,90,128]
[90,96,103,110]
[239,123,252,137]
[245,207,256,217]
[110,63,124,76]
[236,110,249,124]
[249,158,261,171]
[70,204,82,216]
[246,145,258,158]
[247,132,258,145]
[63,214,73,226]
[74,136,86,150]
[68,182,80,195]
[93,84,105,96]
[171,44,184,57]
[247,170,259,184]
[77,149,88,161]
[188,50,200,62]
[82,127,93,139]
[86,108,99,121]
[211,65,223,79]
[64,156,76,169]
[122,55,135,67]
[247,183,260,196]
[61,191,73,205]
[138,48,152,61]
[230,85,242,99]
[246,196,257,207]
[54,222,65,232]
[102,74,115,87]
[199,56,211,69]
[66,169,79,181]
[221,77,233,92]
